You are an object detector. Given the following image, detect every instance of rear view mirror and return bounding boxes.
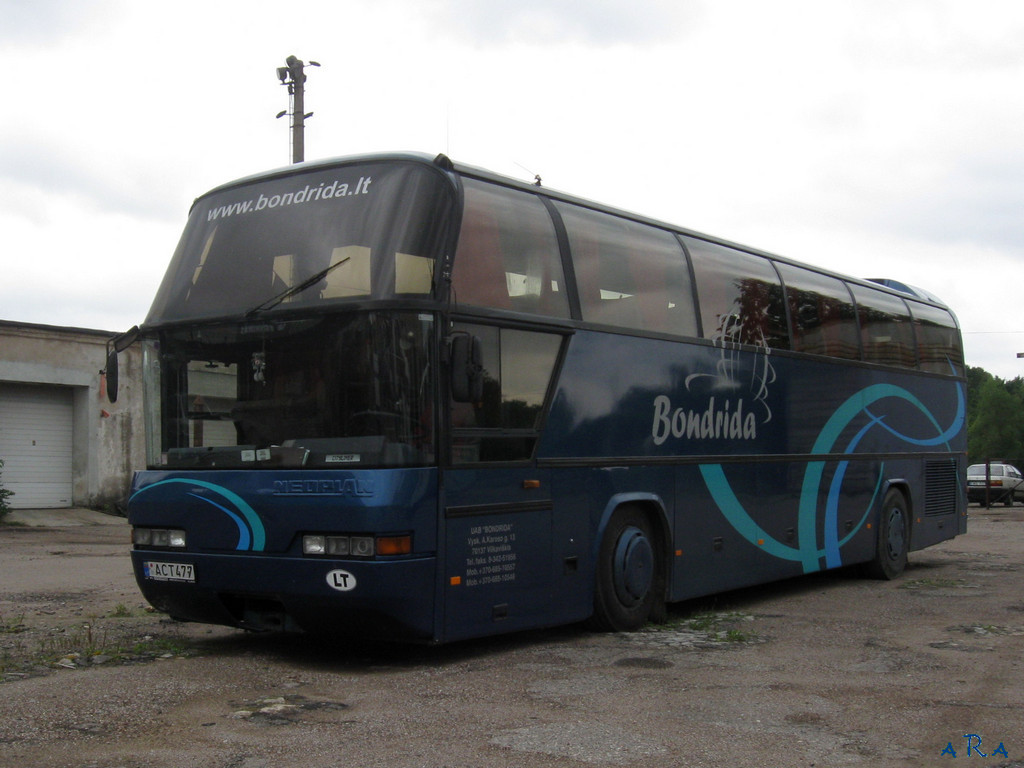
[450,333,483,403]
[104,326,140,404]
[105,346,120,403]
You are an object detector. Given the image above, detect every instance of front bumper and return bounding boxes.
[131,550,437,641]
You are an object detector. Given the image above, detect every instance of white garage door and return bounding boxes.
[0,383,74,508]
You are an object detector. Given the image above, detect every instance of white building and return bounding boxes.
[0,320,142,511]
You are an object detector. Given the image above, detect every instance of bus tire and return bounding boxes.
[590,505,663,632]
[863,488,909,580]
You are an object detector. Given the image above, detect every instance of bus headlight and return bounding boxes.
[350,536,374,557]
[133,527,187,548]
[302,534,411,558]
[302,535,327,555]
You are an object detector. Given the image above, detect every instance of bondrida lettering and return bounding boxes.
[207,176,373,221]
[651,395,757,446]
[254,177,372,211]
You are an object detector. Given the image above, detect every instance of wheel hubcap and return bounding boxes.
[613,526,654,606]
[886,508,906,560]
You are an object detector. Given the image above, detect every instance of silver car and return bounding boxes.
[967,463,1024,505]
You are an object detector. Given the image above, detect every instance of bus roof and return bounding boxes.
[189,151,953,313]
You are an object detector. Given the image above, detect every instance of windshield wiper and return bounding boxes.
[245,256,351,316]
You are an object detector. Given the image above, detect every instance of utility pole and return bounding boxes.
[276,55,319,164]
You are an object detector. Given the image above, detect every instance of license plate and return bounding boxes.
[968,481,985,487]
[143,561,195,583]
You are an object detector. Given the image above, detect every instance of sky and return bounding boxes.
[2,0,1023,378]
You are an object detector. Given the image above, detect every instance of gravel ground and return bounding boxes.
[1,506,1022,768]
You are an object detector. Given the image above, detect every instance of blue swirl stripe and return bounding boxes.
[130,478,266,552]
[702,381,964,573]
[699,464,805,563]
[187,492,251,550]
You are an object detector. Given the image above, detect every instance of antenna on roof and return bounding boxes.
[514,162,542,186]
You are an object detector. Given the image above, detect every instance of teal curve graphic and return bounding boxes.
[700,381,965,574]
[129,478,267,552]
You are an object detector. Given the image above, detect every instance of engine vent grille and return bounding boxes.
[925,459,959,516]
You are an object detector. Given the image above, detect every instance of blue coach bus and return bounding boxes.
[118,152,966,642]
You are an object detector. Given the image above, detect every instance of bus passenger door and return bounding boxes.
[442,468,569,641]
[441,323,576,641]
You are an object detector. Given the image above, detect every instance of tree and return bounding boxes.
[1004,375,1024,403]
[965,366,994,430]
[967,377,1024,464]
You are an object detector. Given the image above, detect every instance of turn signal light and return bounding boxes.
[376,535,412,556]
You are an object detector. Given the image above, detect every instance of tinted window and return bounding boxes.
[152,313,436,469]
[850,285,917,369]
[450,323,562,463]
[452,179,569,318]
[909,301,964,376]
[777,264,860,359]
[148,162,452,325]
[557,204,698,336]
[684,237,788,349]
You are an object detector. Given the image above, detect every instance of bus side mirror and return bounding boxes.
[104,325,140,404]
[105,346,120,403]
[450,333,483,403]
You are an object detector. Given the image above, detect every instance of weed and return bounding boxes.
[900,577,968,590]
[686,613,718,632]
[0,459,14,521]
[129,635,192,657]
[0,614,27,634]
[647,610,759,644]
[0,617,198,680]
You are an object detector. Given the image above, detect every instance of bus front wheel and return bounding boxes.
[591,506,664,632]
[863,488,909,580]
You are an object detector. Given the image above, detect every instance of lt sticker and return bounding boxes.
[326,569,357,592]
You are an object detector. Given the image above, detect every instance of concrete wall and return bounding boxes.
[0,321,143,510]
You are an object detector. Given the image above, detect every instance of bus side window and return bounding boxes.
[909,301,964,376]
[683,236,789,350]
[776,264,860,360]
[850,285,917,369]
[452,179,570,318]
[557,204,699,337]
[449,323,562,463]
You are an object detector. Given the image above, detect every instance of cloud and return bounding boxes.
[873,153,1024,251]
[844,0,1024,71]
[0,0,116,43]
[0,139,184,222]
[429,0,701,45]
[1,0,1022,380]
[0,195,176,331]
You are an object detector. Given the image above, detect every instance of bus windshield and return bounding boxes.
[145,160,453,325]
[145,312,436,469]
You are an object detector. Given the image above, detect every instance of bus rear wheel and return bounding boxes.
[591,506,663,632]
[863,488,909,580]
